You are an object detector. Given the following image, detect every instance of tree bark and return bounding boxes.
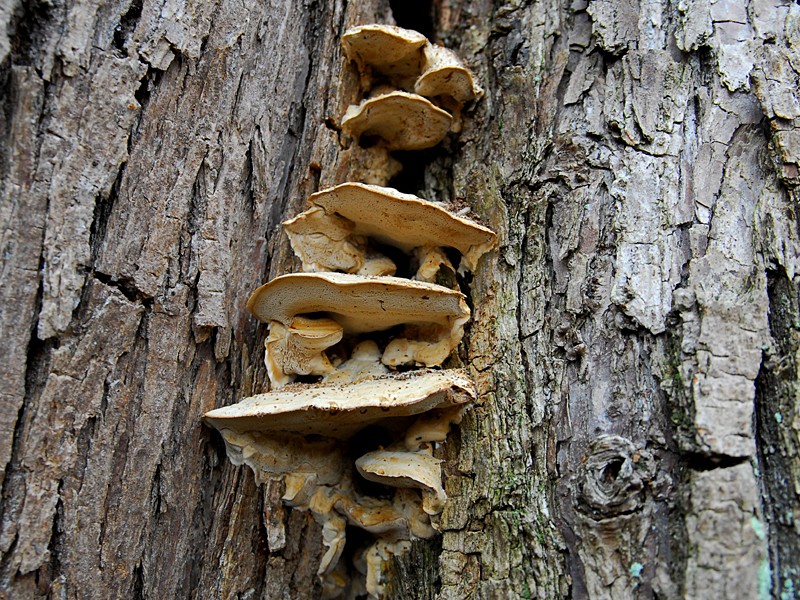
[1,0,798,598]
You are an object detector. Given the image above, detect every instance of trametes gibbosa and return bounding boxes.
[203,24,493,599]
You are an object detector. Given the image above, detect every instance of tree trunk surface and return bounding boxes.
[1,0,798,598]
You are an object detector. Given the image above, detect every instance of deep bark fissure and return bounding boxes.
[132,66,162,116]
[0,329,53,581]
[92,271,152,305]
[90,163,127,265]
[43,480,64,594]
[389,0,434,39]
[97,307,150,552]
[755,265,800,597]
[112,0,143,55]
[6,0,54,68]
[0,65,11,169]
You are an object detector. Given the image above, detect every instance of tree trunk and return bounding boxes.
[1,0,798,598]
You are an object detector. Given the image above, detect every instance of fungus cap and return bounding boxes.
[414,44,483,103]
[322,340,389,385]
[287,183,497,271]
[342,91,452,151]
[202,369,475,440]
[341,24,427,86]
[264,317,344,387]
[355,449,447,514]
[214,429,345,486]
[246,272,469,334]
[404,405,465,450]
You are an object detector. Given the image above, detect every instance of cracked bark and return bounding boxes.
[1,0,798,598]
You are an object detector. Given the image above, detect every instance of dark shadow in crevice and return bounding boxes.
[370,239,415,279]
[113,0,143,55]
[8,0,53,67]
[387,148,441,196]
[389,0,435,39]
[681,452,747,472]
[755,264,800,595]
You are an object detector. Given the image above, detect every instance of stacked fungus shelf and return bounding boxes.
[203,24,493,600]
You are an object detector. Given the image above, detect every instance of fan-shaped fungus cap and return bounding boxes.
[342,91,452,151]
[282,207,363,273]
[415,44,483,104]
[248,272,470,369]
[341,24,427,89]
[282,206,397,278]
[202,369,476,440]
[248,271,468,334]
[355,449,447,515]
[404,405,466,450]
[285,183,497,273]
[264,317,344,387]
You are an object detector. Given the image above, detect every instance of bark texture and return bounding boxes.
[1,0,798,598]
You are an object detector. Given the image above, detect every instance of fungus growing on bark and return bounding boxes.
[415,44,484,132]
[246,272,470,386]
[415,45,484,104]
[203,22,494,599]
[339,25,482,184]
[203,369,475,440]
[341,24,427,90]
[404,404,466,450]
[356,449,448,515]
[264,317,344,387]
[342,91,453,151]
[202,370,475,598]
[322,340,388,384]
[283,182,497,279]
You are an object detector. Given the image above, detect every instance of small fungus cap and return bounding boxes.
[414,45,483,103]
[355,449,446,506]
[246,272,469,334]
[287,316,344,348]
[263,317,344,387]
[202,369,476,440]
[298,183,497,269]
[342,91,452,151]
[341,24,427,83]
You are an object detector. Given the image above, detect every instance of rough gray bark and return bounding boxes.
[1,0,798,599]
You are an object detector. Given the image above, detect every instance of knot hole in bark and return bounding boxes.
[575,435,651,518]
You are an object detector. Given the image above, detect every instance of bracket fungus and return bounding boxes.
[341,24,482,108]
[203,370,475,597]
[415,45,483,105]
[247,272,470,387]
[341,24,482,143]
[341,24,427,90]
[284,182,497,279]
[356,449,448,515]
[203,369,475,441]
[264,317,344,387]
[342,91,453,151]
[415,44,484,132]
[203,22,494,600]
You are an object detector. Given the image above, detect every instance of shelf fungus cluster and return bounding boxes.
[203,24,491,599]
[339,24,483,184]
